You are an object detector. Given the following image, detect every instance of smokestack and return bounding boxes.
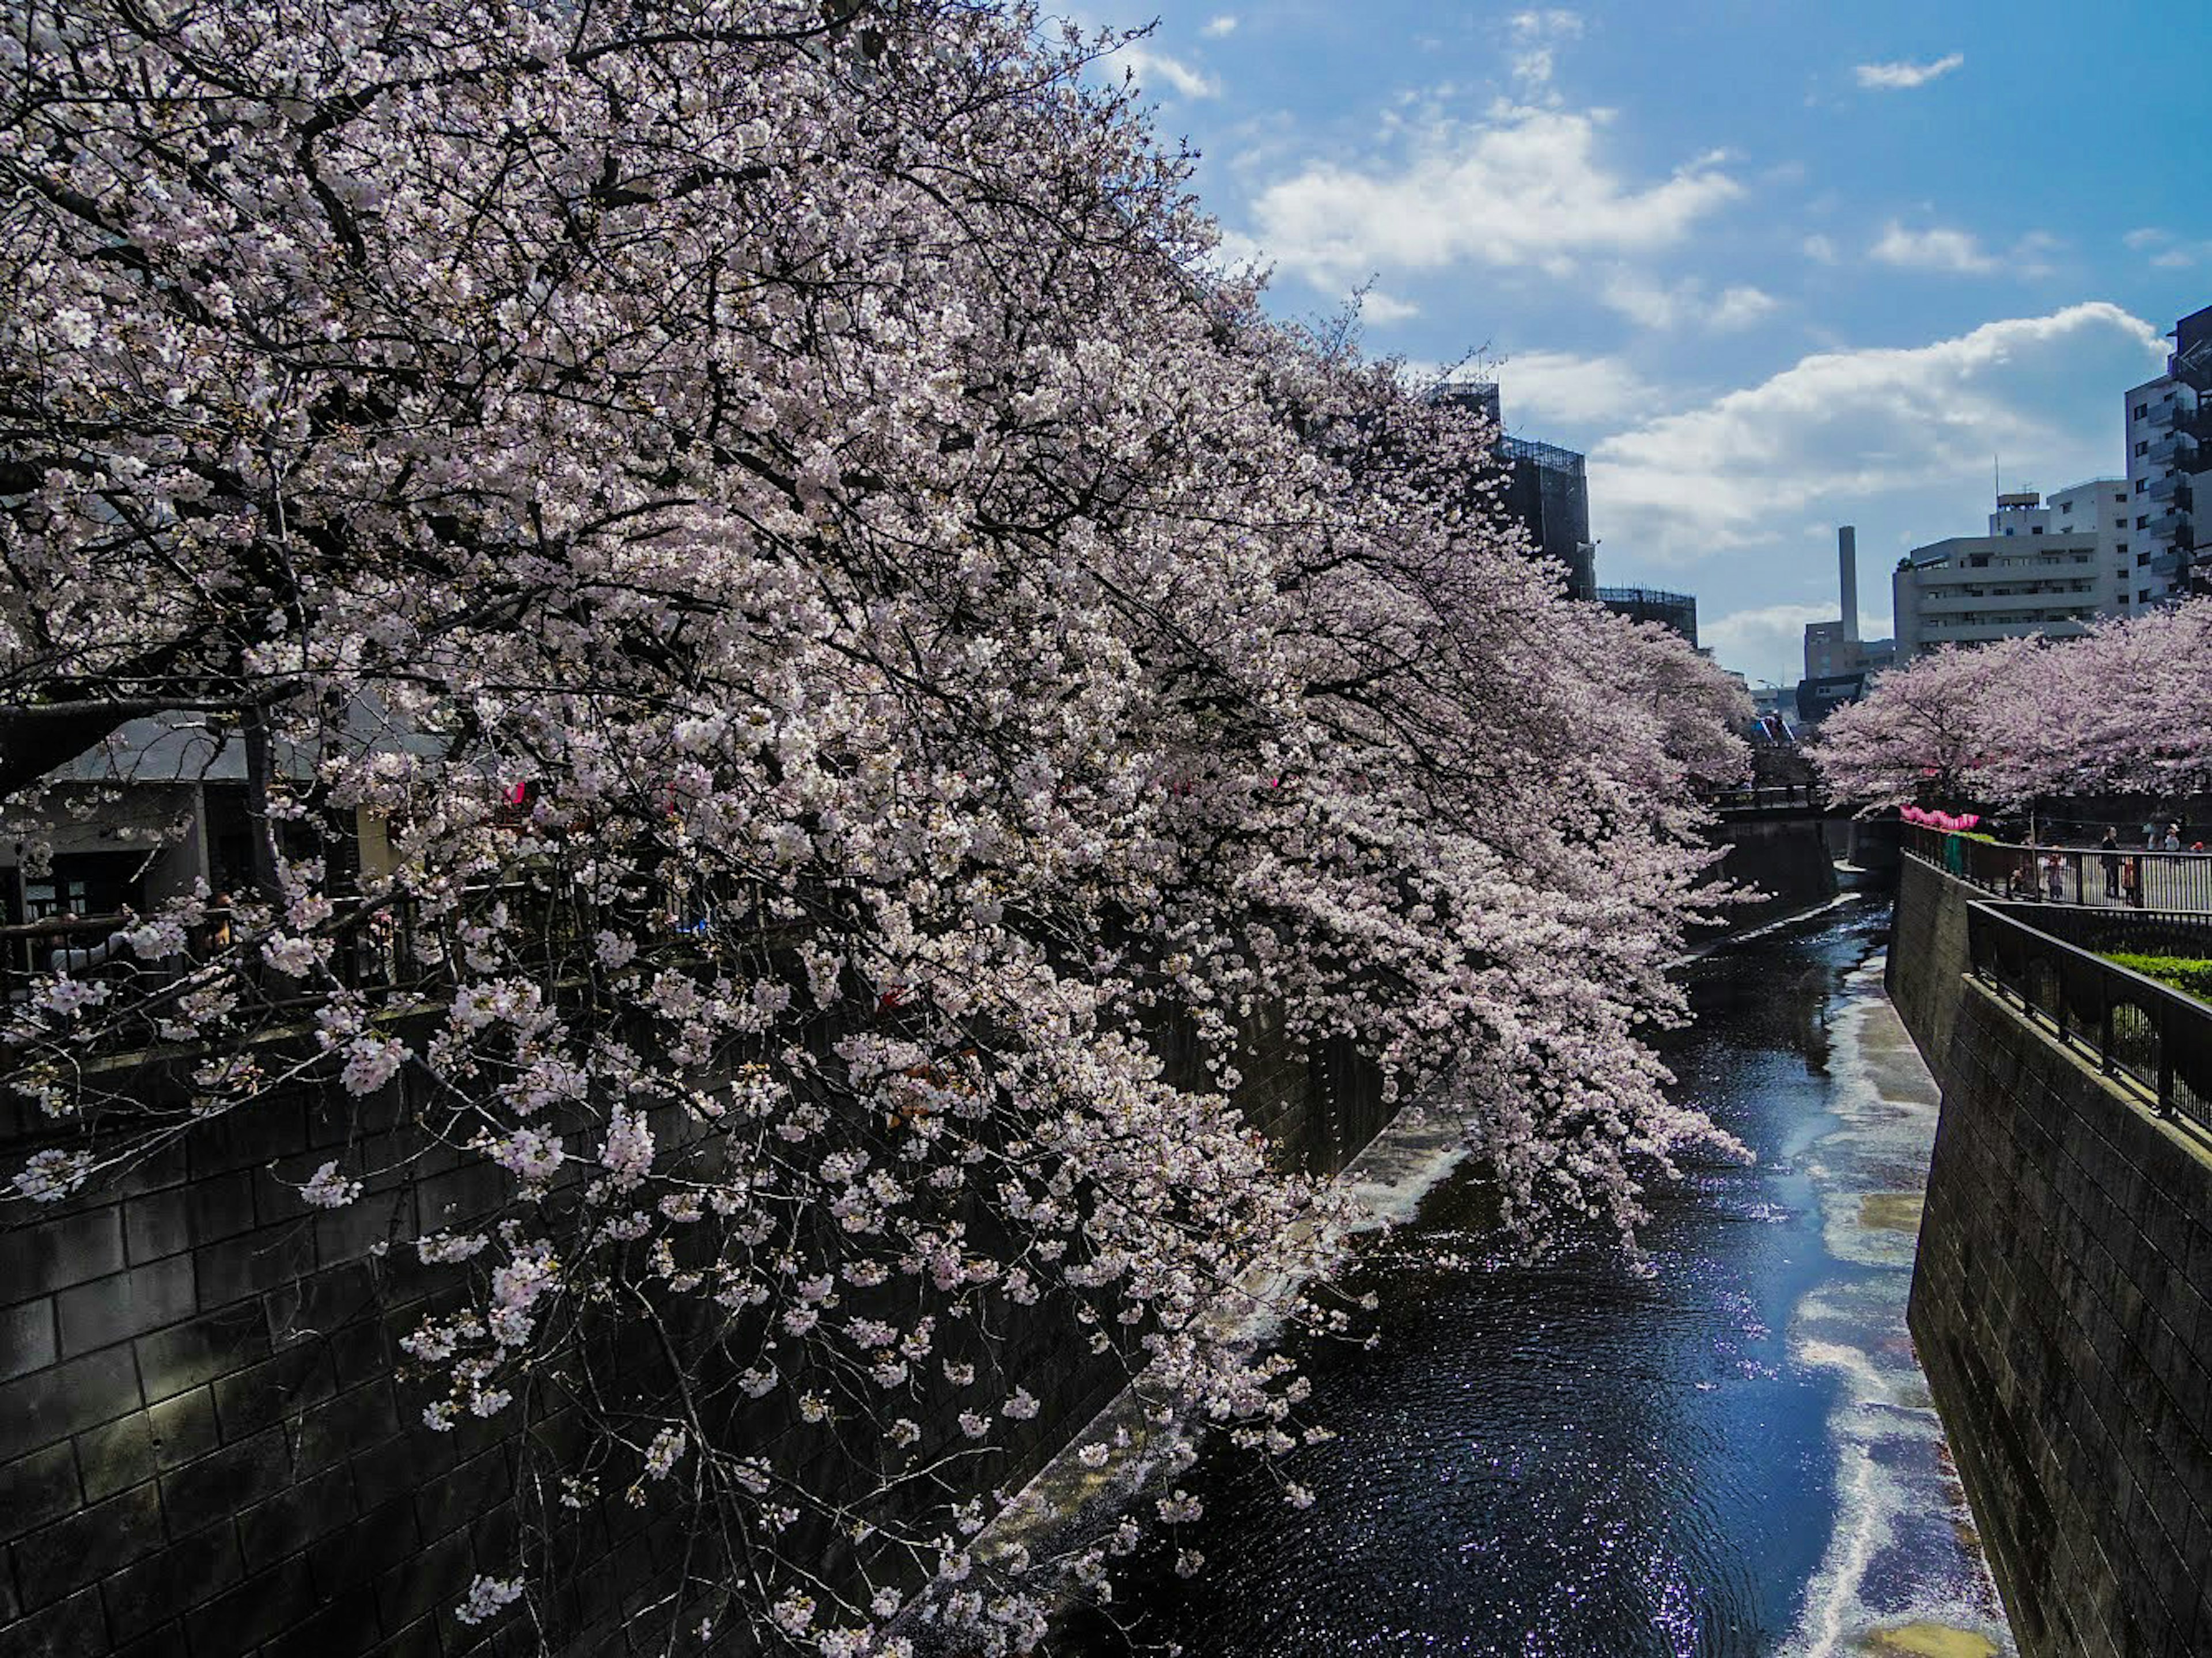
[1839,526,1859,644]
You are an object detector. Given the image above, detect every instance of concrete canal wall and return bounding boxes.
[0,1015,1385,1658]
[1893,856,2212,1656]
[1707,811,1840,929]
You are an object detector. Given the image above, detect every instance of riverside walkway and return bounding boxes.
[1904,823,2212,913]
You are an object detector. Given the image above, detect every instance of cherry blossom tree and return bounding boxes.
[1816,604,2212,810]
[1812,636,2045,808]
[2,1,1749,1650]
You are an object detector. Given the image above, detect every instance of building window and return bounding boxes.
[2137,478,2149,492]
[2115,492,2128,503]
[2136,440,2151,457]
[2138,515,2150,529]
[2137,551,2150,565]
[2141,589,2152,603]
[2031,525,2044,534]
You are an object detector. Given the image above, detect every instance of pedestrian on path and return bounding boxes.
[2123,856,2143,909]
[2100,830,2122,898]
[2165,824,2183,852]
[2043,851,2065,902]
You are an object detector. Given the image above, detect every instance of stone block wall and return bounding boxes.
[1896,856,2212,1655]
[0,1082,531,1658]
[1,1012,1389,1658]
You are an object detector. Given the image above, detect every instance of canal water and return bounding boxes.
[1063,898,2014,1657]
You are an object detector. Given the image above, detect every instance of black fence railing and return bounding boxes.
[1705,782,1826,814]
[1967,901,2212,1132]
[1903,823,2212,913]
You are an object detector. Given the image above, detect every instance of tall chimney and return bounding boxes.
[1839,526,1859,644]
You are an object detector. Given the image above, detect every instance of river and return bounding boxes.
[1059,898,2015,1657]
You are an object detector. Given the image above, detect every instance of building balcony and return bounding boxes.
[2148,472,2191,506]
[2146,397,2194,432]
[2148,430,2199,468]
[2147,509,2192,543]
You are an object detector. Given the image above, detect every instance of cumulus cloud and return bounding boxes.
[1600,271,1779,331]
[1483,350,1659,429]
[1870,222,1999,275]
[1588,302,2169,570]
[1115,41,1219,99]
[1240,104,1741,292]
[1854,53,1964,90]
[1803,233,1839,264]
[1358,290,1421,324]
[1201,14,1238,37]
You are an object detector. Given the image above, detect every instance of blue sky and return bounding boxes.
[1075,1,2212,686]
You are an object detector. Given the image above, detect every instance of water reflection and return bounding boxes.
[1061,901,2011,1657]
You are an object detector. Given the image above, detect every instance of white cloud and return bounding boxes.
[2124,226,2212,269]
[1506,10,1584,95]
[1598,271,1778,332]
[1238,104,1741,291]
[1870,222,2062,278]
[1115,41,1219,100]
[1357,290,1421,324]
[1202,14,1238,37]
[1709,284,1781,330]
[1802,233,1839,265]
[1870,221,1999,275]
[1854,53,1964,90]
[1485,350,1658,428]
[1588,302,2169,571]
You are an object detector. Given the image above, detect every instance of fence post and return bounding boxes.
[2099,978,2115,1075]
[2158,1000,2176,1118]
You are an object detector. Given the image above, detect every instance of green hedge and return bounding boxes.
[2106,953,2212,1002]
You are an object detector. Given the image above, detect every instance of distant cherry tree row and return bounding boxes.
[1815,600,2212,809]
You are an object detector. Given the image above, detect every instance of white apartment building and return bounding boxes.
[1892,480,2133,658]
[2125,373,2199,601]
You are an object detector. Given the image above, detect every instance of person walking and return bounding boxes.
[2123,856,2144,909]
[2043,850,2065,902]
[2100,829,2123,898]
[2144,818,2161,851]
[2165,823,2183,852]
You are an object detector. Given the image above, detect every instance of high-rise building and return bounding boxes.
[1433,383,1599,600]
[2122,302,2211,600]
[1892,480,2129,657]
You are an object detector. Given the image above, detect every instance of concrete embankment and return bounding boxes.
[1891,855,2212,1657]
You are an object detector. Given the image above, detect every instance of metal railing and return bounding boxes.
[1967,901,2212,1132]
[1705,781,1826,814]
[1902,824,2212,913]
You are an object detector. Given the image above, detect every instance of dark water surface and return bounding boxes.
[1060,900,2012,1657]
